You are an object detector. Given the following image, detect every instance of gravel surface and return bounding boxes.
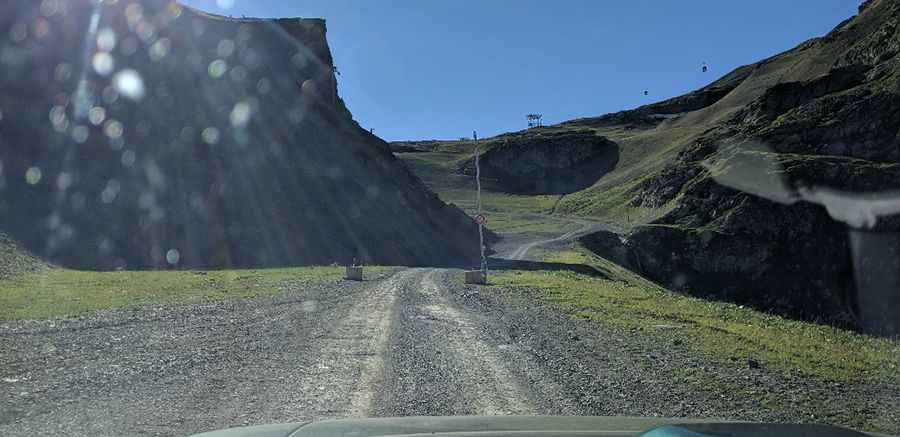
[441,271,900,433]
[0,270,400,436]
[2,266,897,436]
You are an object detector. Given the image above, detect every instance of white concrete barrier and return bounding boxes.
[345,266,363,281]
[464,270,486,285]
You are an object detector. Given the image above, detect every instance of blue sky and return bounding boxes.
[179,0,859,141]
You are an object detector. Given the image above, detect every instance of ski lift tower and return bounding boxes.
[527,113,543,128]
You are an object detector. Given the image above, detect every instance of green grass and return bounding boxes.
[492,248,900,385]
[396,121,707,232]
[399,150,573,234]
[0,266,392,321]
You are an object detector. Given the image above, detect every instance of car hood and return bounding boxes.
[190,416,889,437]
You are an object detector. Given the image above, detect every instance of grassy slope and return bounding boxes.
[489,247,900,432]
[398,147,570,234]
[496,247,899,384]
[0,266,392,321]
[396,119,710,231]
[554,123,701,223]
[398,140,900,387]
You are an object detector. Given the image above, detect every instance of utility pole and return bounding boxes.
[464,129,488,284]
[475,133,487,279]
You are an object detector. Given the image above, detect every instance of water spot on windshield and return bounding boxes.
[135,21,156,43]
[49,106,68,130]
[121,150,136,168]
[54,63,72,82]
[10,23,28,43]
[166,249,181,265]
[208,59,227,78]
[92,52,114,76]
[149,38,171,62]
[56,172,73,191]
[97,28,116,52]
[256,78,272,94]
[88,106,106,126]
[217,39,235,58]
[25,167,42,185]
[113,69,145,101]
[144,160,166,189]
[104,119,123,140]
[230,102,252,128]
[230,65,248,82]
[40,0,61,17]
[167,3,183,19]
[32,17,50,40]
[202,127,221,145]
[101,179,121,203]
[71,125,89,144]
[124,3,144,28]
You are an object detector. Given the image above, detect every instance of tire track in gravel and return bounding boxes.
[375,268,582,417]
[290,269,414,420]
[0,269,412,437]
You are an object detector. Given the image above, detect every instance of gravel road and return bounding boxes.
[2,267,897,436]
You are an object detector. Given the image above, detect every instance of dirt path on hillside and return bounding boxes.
[500,220,613,261]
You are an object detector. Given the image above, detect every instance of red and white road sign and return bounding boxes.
[474,214,487,226]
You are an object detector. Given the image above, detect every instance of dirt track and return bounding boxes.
[2,267,898,436]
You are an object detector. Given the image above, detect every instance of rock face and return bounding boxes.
[614,0,900,333]
[459,129,619,195]
[0,0,484,269]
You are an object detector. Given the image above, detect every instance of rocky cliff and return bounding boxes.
[458,129,619,195]
[0,0,483,269]
[584,0,900,333]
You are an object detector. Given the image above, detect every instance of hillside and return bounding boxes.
[0,0,485,269]
[594,0,900,334]
[396,0,900,334]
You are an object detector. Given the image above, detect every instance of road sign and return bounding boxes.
[474,214,487,226]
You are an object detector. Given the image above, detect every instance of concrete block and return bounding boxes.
[345,266,363,281]
[465,270,486,285]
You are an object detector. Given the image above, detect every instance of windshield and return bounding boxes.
[1,1,898,436]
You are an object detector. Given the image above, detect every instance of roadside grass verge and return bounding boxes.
[0,266,392,322]
[491,249,900,385]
